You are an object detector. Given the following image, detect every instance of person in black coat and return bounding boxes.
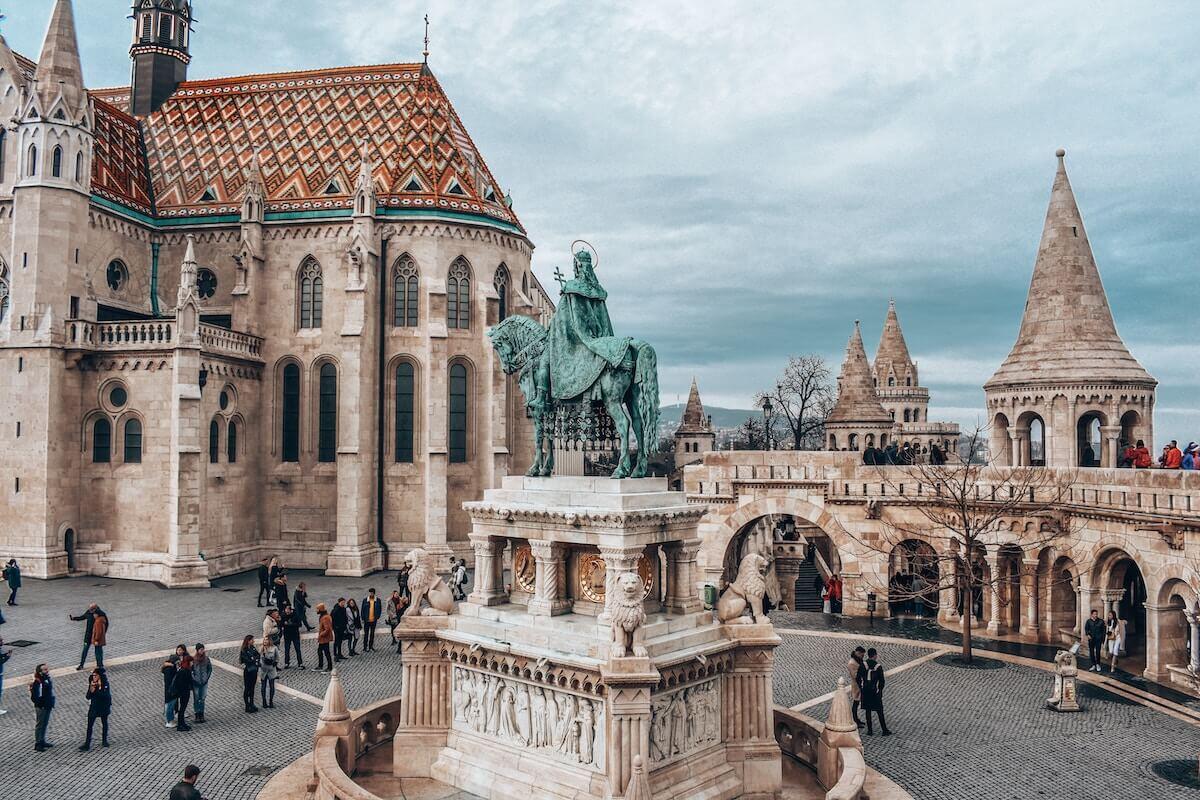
[331,598,349,661]
[1084,609,1107,671]
[273,571,290,615]
[79,667,112,751]
[239,635,260,713]
[172,655,195,731]
[69,603,100,671]
[856,648,892,736]
[293,582,313,631]
[281,604,304,669]
[256,559,270,607]
[161,646,184,728]
[397,566,411,601]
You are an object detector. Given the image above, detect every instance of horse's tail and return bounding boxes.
[634,341,660,451]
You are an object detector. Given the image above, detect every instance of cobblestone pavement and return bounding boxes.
[772,633,931,707]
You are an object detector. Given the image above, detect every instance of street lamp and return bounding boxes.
[760,395,773,451]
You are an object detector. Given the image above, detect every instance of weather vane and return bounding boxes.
[423,14,430,63]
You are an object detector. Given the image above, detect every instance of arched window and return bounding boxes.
[298,258,323,329]
[160,14,174,42]
[123,418,142,463]
[26,144,37,177]
[208,419,220,463]
[494,264,510,321]
[51,146,63,178]
[1029,417,1045,466]
[903,409,911,423]
[75,151,83,182]
[522,272,529,297]
[906,376,912,387]
[0,130,7,182]
[281,363,300,462]
[0,261,9,325]
[92,418,111,463]
[392,255,418,327]
[227,421,238,464]
[446,257,471,329]
[887,376,895,387]
[395,362,415,462]
[318,363,337,463]
[448,362,468,463]
[140,13,153,40]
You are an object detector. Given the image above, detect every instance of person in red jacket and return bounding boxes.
[1131,440,1152,469]
[1161,440,1183,469]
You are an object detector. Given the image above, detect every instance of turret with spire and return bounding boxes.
[984,149,1156,468]
[129,0,193,116]
[825,321,893,452]
[674,378,716,464]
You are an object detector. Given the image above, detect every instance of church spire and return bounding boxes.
[826,321,892,426]
[34,0,86,113]
[986,149,1154,390]
[678,377,708,433]
[873,299,915,385]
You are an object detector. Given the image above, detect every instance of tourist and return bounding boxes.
[910,572,927,617]
[361,588,383,652]
[1160,440,1182,469]
[273,570,290,614]
[346,597,362,656]
[883,442,898,465]
[79,666,111,751]
[256,558,271,607]
[856,647,891,736]
[0,634,10,715]
[1106,610,1126,673]
[820,578,832,614]
[70,602,107,670]
[1084,609,1106,671]
[829,573,843,614]
[451,559,469,601]
[267,557,281,602]
[386,590,407,650]
[1131,439,1151,468]
[3,558,19,605]
[262,608,280,647]
[239,635,260,713]
[1183,443,1198,470]
[281,604,304,669]
[930,443,946,465]
[397,563,411,601]
[316,603,334,672]
[260,636,279,709]
[168,765,202,800]
[31,663,55,751]
[332,598,349,661]
[294,581,313,631]
[192,644,211,723]
[172,654,194,731]
[847,646,866,728]
[162,644,186,728]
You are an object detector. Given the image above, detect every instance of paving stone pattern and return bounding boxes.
[773,633,931,707]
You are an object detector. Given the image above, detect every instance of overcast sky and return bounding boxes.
[8,1,1199,440]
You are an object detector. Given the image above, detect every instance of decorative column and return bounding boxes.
[938,556,960,624]
[1184,605,1200,671]
[1022,559,1040,641]
[466,537,508,606]
[526,540,571,616]
[985,551,1004,635]
[1008,432,1021,467]
[1100,425,1121,468]
[598,545,644,629]
[722,624,783,798]
[1012,431,1027,467]
[393,619,452,777]
[1100,588,1125,620]
[601,657,659,800]
[663,539,704,614]
[1077,579,1096,637]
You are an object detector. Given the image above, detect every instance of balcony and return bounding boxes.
[65,318,263,363]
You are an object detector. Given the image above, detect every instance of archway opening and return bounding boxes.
[1043,554,1078,639]
[1104,555,1147,657]
[1156,580,1195,674]
[888,539,939,618]
[1077,412,1104,467]
[1119,410,1142,454]
[996,544,1024,633]
[723,514,842,615]
[991,413,1011,466]
[64,528,77,572]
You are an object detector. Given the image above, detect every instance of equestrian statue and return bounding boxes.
[487,242,660,478]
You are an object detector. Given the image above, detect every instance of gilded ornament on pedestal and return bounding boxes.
[513,544,536,594]
[578,552,654,602]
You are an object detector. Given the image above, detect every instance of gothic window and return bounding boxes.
[392,255,418,327]
[395,362,415,463]
[281,363,300,462]
[887,376,895,387]
[26,144,37,177]
[160,14,173,43]
[209,419,219,464]
[494,264,510,321]
[140,13,153,40]
[93,418,111,463]
[448,362,468,463]
[906,376,912,387]
[522,272,529,296]
[75,151,83,182]
[0,262,8,325]
[106,260,128,293]
[0,130,6,182]
[51,146,62,178]
[123,419,142,463]
[318,363,337,463]
[197,268,217,300]
[298,258,323,329]
[227,421,238,464]
[446,257,471,329]
[903,409,910,423]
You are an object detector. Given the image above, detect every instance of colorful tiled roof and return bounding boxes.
[126,63,521,228]
[91,97,154,215]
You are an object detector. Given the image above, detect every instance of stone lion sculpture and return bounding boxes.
[403,547,456,617]
[610,571,648,658]
[717,552,769,625]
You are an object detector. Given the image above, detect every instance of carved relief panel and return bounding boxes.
[452,666,605,771]
[648,677,721,768]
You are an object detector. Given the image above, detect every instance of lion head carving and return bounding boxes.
[610,570,648,658]
[734,552,769,600]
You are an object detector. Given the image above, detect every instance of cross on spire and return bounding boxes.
[423,14,430,63]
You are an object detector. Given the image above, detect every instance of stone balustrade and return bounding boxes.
[63,317,264,363]
[311,696,403,800]
[199,322,264,361]
[773,707,867,800]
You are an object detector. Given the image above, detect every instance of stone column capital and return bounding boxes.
[1099,588,1126,602]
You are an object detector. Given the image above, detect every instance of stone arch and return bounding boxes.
[991,412,1011,466]
[887,539,939,617]
[1076,409,1107,468]
[1036,545,1080,639]
[1090,544,1148,655]
[1150,576,1197,677]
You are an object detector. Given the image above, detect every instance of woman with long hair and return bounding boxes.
[239,635,260,713]
[259,636,279,708]
[346,598,362,656]
[1106,609,1126,673]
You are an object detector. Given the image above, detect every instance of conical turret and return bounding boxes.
[678,378,709,433]
[827,322,892,426]
[986,150,1155,390]
[34,0,86,114]
[873,300,916,386]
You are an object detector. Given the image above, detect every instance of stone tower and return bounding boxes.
[674,378,715,466]
[984,149,1156,468]
[873,299,924,425]
[825,321,893,451]
[129,0,193,116]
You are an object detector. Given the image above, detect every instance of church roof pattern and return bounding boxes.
[986,151,1154,391]
[91,98,155,214]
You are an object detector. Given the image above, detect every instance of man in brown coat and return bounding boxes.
[846,646,865,728]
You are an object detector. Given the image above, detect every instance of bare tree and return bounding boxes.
[756,354,834,451]
[846,426,1079,662]
[733,416,769,451]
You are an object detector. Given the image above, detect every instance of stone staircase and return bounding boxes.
[794,559,825,612]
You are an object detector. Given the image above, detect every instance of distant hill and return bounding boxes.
[659,403,757,433]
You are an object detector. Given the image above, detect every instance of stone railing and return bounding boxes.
[66,318,175,350]
[199,322,264,361]
[773,706,867,800]
[311,695,402,800]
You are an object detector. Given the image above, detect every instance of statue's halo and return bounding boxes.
[571,239,599,270]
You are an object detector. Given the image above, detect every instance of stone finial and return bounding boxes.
[33,0,86,114]
[825,677,859,735]
[176,234,199,311]
[624,754,654,800]
[1055,147,1066,158]
[319,667,350,723]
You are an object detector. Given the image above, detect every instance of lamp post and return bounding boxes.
[761,395,773,451]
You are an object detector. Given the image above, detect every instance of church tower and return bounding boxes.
[129,0,193,116]
[674,378,715,466]
[984,150,1155,468]
[825,321,893,452]
[873,300,925,426]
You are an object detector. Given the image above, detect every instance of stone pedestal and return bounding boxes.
[393,618,452,778]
